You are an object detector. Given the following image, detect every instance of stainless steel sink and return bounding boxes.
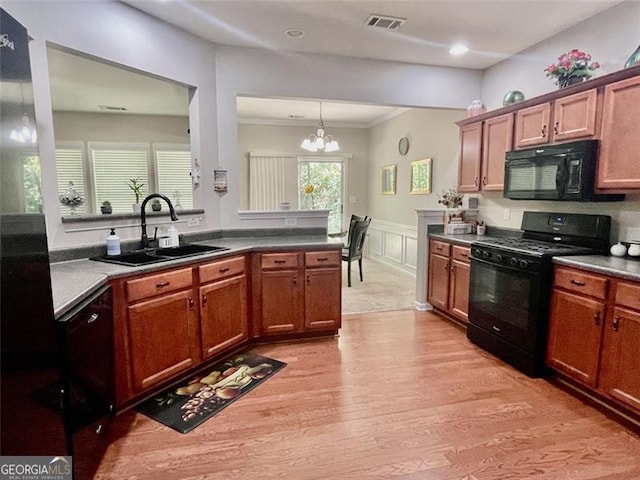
[91,244,229,266]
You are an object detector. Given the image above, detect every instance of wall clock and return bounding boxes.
[398,137,409,156]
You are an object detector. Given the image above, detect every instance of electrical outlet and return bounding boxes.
[187,217,200,227]
[284,218,297,226]
[503,208,511,220]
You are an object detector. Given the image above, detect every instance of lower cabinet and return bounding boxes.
[112,248,342,407]
[427,239,470,324]
[253,249,341,337]
[124,268,199,395]
[198,256,248,359]
[547,265,640,416]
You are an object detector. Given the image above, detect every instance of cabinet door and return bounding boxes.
[428,253,450,310]
[515,103,552,148]
[260,270,302,335]
[596,76,640,191]
[481,113,513,191]
[200,274,248,360]
[448,258,470,323]
[600,307,640,412]
[546,289,605,388]
[457,122,482,192]
[127,290,198,393]
[305,267,341,331]
[552,89,597,141]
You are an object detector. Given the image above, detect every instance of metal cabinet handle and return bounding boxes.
[553,122,559,134]
[306,275,311,285]
[593,310,600,325]
[87,313,99,324]
[316,257,329,262]
[189,297,194,308]
[482,176,487,186]
[474,177,479,187]
[612,316,620,331]
[541,125,547,137]
[202,294,208,306]
[156,281,170,288]
[219,267,230,273]
[570,279,585,286]
[444,262,449,272]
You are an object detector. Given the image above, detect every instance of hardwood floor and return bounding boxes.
[93,311,640,480]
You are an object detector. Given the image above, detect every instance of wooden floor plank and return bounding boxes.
[91,311,640,480]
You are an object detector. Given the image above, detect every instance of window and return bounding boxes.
[55,142,193,214]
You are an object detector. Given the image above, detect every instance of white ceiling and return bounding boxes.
[49,0,622,125]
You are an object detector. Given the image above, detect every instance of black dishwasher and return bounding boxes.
[58,284,114,480]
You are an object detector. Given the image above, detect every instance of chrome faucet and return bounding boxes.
[140,193,178,249]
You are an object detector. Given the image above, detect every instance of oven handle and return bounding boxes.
[470,256,542,278]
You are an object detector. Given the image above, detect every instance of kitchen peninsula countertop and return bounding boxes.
[50,235,342,319]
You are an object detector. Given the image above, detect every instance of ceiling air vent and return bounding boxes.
[98,105,127,111]
[287,114,305,120]
[365,14,406,30]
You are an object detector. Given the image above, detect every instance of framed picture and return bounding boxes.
[381,165,396,195]
[410,158,432,194]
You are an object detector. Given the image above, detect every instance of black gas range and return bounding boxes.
[467,212,611,377]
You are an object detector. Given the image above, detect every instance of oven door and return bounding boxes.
[468,257,548,353]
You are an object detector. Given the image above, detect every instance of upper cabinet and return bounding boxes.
[596,75,640,191]
[456,66,640,193]
[458,113,513,192]
[514,89,597,148]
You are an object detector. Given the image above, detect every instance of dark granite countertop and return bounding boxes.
[553,255,640,282]
[50,235,342,319]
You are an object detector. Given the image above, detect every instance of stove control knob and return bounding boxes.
[482,251,491,259]
[509,257,518,267]
[519,260,529,269]
[495,254,503,263]
[472,249,482,258]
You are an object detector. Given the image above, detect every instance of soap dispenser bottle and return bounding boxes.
[106,228,121,256]
[168,224,179,247]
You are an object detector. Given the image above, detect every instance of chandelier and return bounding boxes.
[300,102,340,153]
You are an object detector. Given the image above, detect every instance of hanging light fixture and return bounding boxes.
[300,102,340,153]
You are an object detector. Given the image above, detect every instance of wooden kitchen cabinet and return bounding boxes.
[198,256,248,359]
[596,75,640,191]
[457,122,483,192]
[253,249,342,337]
[547,265,640,416]
[124,268,199,394]
[458,113,512,192]
[427,239,470,324]
[515,102,551,147]
[514,90,597,148]
[304,251,341,331]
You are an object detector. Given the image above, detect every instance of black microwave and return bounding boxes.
[503,140,624,202]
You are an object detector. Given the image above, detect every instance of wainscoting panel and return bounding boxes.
[367,219,417,275]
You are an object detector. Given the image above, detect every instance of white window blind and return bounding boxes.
[155,148,193,209]
[249,155,287,210]
[91,146,149,213]
[55,147,87,215]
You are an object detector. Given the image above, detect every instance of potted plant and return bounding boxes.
[100,200,112,214]
[151,198,162,212]
[128,178,144,213]
[544,49,600,88]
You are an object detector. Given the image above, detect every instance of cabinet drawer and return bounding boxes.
[614,281,640,311]
[430,240,450,257]
[199,256,245,283]
[126,267,193,303]
[261,252,299,270]
[554,267,608,299]
[305,250,341,268]
[451,245,470,263]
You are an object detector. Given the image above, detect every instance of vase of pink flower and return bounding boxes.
[544,49,600,88]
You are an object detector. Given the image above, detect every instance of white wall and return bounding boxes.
[478,0,640,243]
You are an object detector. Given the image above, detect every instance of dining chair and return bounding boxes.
[341,217,371,287]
